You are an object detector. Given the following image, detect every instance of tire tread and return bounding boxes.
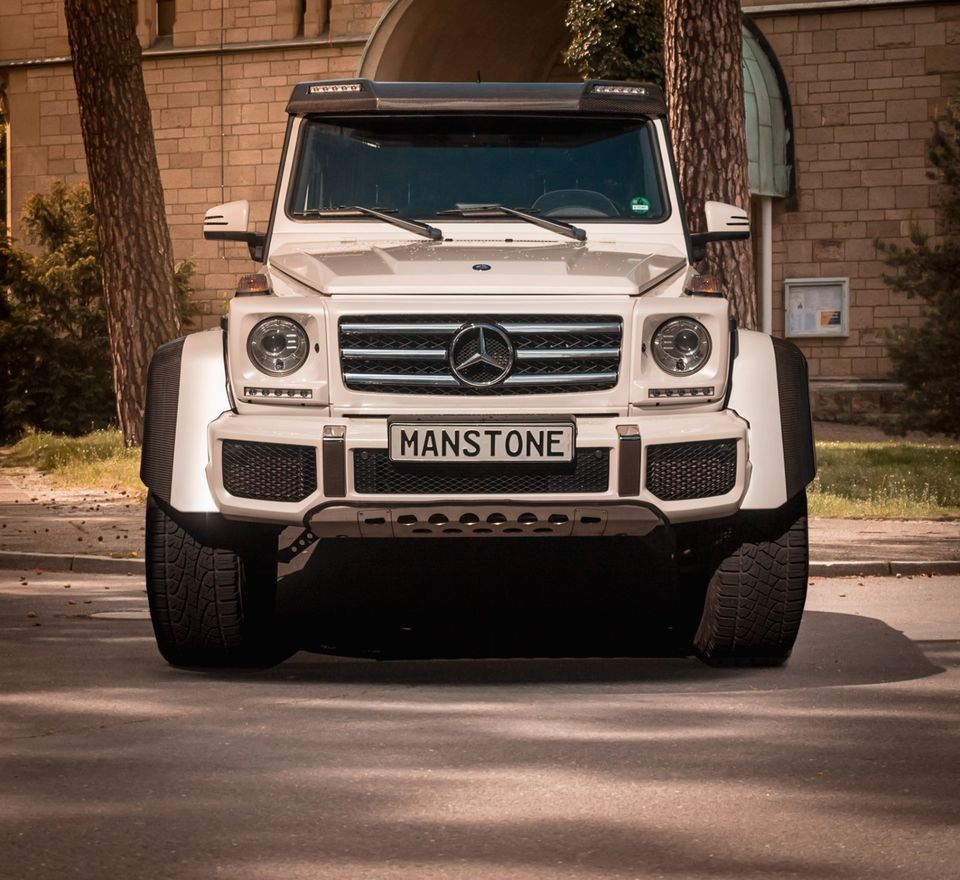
[145,494,275,667]
[695,492,809,666]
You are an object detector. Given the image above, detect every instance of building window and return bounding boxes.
[297,0,307,37]
[157,0,175,42]
[302,1,329,39]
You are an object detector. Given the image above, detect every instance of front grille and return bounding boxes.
[340,314,622,395]
[222,440,317,502]
[353,448,610,494]
[645,439,737,501]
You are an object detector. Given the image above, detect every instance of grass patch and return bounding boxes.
[809,441,960,518]
[3,428,145,498]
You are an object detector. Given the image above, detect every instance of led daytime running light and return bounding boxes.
[245,387,312,399]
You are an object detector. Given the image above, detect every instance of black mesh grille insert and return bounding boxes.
[353,448,610,495]
[645,440,737,501]
[222,440,317,502]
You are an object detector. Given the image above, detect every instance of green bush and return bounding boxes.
[0,180,194,440]
[877,105,960,438]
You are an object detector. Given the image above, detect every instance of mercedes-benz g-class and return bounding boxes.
[141,79,815,668]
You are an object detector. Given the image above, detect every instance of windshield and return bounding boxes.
[287,115,668,223]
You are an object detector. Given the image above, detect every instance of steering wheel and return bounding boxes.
[532,189,620,218]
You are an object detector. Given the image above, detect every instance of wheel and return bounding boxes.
[693,491,809,667]
[145,493,280,667]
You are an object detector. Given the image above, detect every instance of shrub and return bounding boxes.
[0,180,194,440]
[877,104,960,438]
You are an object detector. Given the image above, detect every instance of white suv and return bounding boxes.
[141,79,815,668]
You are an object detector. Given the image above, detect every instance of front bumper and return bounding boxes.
[205,409,750,536]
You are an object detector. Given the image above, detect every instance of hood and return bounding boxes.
[269,242,686,296]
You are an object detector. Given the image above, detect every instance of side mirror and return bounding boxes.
[203,200,265,262]
[689,201,750,262]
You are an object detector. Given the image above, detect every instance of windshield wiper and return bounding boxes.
[292,206,443,241]
[437,204,586,242]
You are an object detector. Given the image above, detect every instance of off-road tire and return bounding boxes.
[694,491,809,667]
[145,494,279,667]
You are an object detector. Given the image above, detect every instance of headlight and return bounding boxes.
[247,316,309,376]
[651,317,711,375]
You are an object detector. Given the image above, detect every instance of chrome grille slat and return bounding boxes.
[499,322,622,334]
[340,314,622,396]
[515,348,619,361]
[341,348,448,361]
[341,323,461,334]
[344,373,461,386]
[504,372,619,386]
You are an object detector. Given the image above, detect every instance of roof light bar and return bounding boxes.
[592,84,650,96]
[308,83,362,94]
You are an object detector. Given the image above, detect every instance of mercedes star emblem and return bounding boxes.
[449,323,514,388]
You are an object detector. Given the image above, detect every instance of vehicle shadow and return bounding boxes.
[257,536,943,691]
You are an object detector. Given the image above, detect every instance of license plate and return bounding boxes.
[388,422,575,463]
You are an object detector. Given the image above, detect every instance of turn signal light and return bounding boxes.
[685,274,724,297]
[235,273,271,296]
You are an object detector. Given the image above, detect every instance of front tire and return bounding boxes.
[694,491,809,667]
[145,494,279,667]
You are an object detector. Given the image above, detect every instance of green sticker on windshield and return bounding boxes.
[630,196,651,214]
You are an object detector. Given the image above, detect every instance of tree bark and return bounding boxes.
[664,0,757,329]
[64,0,181,445]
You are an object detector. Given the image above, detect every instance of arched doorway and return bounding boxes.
[359,0,576,83]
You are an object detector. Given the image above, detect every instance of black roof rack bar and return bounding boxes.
[285,79,667,118]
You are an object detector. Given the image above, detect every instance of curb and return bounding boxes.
[0,551,145,575]
[2,549,959,578]
[809,560,960,577]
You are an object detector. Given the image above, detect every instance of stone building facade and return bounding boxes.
[752,0,958,388]
[0,0,957,395]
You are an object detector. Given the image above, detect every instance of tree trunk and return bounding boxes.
[664,0,757,329]
[64,0,181,445]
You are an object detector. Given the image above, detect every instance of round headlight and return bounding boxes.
[247,316,309,376]
[651,317,712,375]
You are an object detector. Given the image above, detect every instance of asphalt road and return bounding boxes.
[1,550,958,880]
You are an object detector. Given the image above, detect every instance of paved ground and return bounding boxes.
[1,558,958,880]
[3,464,960,571]
[0,466,143,559]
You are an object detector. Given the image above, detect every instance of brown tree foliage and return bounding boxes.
[64,0,182,445]
[664,0,757,328]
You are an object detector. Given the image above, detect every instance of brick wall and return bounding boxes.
[0,0,68,61]
[747,2,959,379]
[0,0,380,329]
[2,0,958,358]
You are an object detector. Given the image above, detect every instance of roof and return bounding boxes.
[285,79,667,117]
